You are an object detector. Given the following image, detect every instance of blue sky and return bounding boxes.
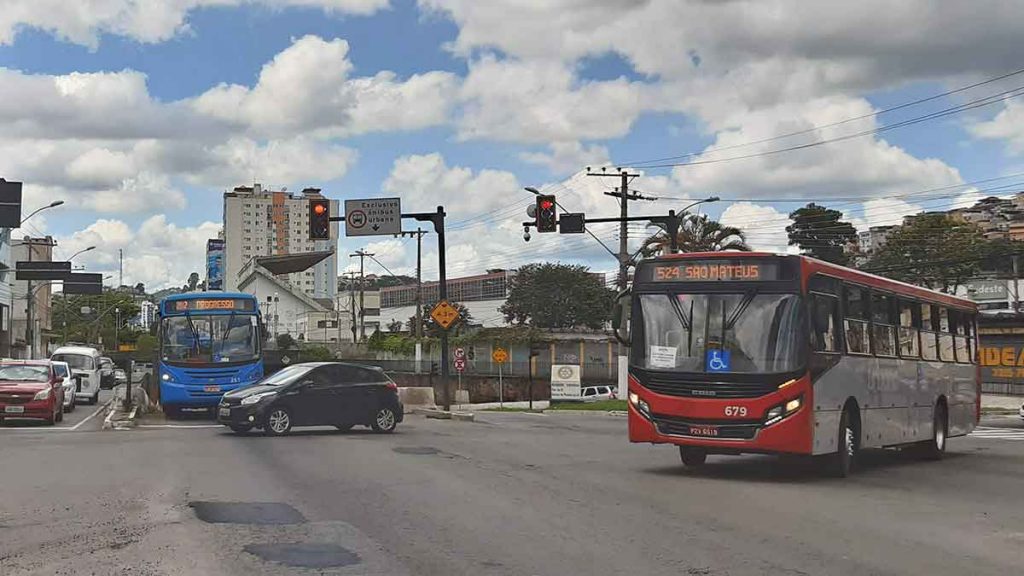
[1,0,1022,289]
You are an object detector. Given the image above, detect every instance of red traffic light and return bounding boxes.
[540,200,554,210]
[313,203,327,215]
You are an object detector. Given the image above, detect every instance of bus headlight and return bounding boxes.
[765,397,802,426]
[162,373,172,382]
[628,391,650,418]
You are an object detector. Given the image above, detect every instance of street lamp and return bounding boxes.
[68,245,96,261]
[19,200,64,227]
[679,196,720,214]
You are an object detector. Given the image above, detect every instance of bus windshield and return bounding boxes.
[161,313,259,365]
[634,291,805,374]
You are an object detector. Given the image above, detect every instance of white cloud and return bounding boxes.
[520,141,610,176]
[970,98,1024,155]
[56,215,221,290]
[193,35,458,139]
[382,152,520,218]
[719,202,790,253]
[0,1,390,48]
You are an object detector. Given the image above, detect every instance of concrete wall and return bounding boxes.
[389,371,550,404]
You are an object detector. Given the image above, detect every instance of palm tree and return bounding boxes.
[640,213,750,257]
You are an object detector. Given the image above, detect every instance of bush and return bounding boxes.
[301,345,335,362]
[276,334,296,350]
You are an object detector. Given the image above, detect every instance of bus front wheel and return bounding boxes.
[679,446,707,467]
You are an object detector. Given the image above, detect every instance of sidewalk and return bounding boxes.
[982,394,1022,412]
[453,400,550,411]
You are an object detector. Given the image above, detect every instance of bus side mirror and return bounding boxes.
[612,290,631,346]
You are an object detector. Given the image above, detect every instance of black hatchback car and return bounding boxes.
[217,362,403,436]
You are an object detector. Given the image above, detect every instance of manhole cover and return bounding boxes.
[393,446,440,455]
[244,543,360,568]
[190,501,306,525]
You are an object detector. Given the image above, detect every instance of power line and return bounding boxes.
[617,66,1024,168]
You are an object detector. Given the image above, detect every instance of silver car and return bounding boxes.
[51,361,76,413]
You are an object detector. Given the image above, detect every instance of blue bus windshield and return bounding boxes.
[162,313,259,364]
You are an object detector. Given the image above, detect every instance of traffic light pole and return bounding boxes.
[401,207,451,410]
[523,210,684,253]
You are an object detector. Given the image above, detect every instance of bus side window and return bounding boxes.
[843,285,870,355]
[937,307,955,362]
[898,299,920,358]
[952,310,970,363]
[871,292,897,357]
[810,293,839,353]
[920,304,939,361]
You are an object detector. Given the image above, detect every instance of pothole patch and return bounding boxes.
[393,446,440,455]
[189,501,306,525]
[244,543,360,568]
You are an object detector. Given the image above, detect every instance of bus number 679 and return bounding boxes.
[724,406,747,417]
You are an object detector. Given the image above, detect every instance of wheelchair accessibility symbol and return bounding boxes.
[706,349,731,372]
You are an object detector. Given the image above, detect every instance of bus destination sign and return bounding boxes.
[171,299,256,312]
[647,260,785,282]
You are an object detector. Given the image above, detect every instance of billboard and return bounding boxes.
[964,280,1008,301]
[206,239,225,291]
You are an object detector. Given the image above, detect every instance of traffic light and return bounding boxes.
[536,194,557,233]
[309,198,330,240]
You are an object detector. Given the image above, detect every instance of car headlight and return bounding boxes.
[241,392,275,406]
[34,388,51,401]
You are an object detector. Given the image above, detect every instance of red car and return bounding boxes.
[0,360,65,426]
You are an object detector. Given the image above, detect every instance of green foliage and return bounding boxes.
[51,291,143,347]
[136,334,158,356]
[186,272,200,292]
[640,213,749,257]
[500,263,614,329]
[367,332,418,355]
[786,203,858,264]
[865,215,987,292]
[275,333,296,350]
[301,345,335,361]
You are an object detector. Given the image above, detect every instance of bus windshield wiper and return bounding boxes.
[217,312,236,359]
[725,288,759,331]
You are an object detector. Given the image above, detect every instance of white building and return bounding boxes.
[239,263,331,340]
[223,184,338,301]
[130,300,158,331]
[10,236,55,357]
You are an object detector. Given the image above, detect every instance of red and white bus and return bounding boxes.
[615,252,980,476]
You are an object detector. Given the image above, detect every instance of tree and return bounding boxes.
[640,213,749,257]
[864,214,987,292]
[136,334,158,357]
[786,203,858,264]
[408,302,474,337]
[387,319,404,333]
[51,291,142,346]
[500,263,614,330]
[134,282,145,295]
[276,333,296,350]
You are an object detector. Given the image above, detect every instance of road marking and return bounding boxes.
[137,424,223,429]
[69,399,112,431]
[970,426,1024,440]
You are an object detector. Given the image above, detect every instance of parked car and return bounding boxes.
[99,357,115,389]
[51,361,76,413]
[0,360,64,425]
[217,362,403,436]
[114,368,127,386]
[51,346,103,405]
[581,385,617,402]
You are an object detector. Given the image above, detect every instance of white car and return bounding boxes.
[581,385,617,402]
[51,346,103,405]
[51,361,76,413]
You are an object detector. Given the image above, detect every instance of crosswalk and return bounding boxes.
[969,426,1024,441]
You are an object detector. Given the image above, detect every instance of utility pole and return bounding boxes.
[587,167,644,290]
[397,228,427,372]
[118,248,123,289]
[26,236,33,358]
[587,167,643,401]
[350,250,374,341]
[347,271,358,342]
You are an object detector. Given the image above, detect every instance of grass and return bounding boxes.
[548,400,628,411]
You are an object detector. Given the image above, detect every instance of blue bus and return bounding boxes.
[158,292,264,416]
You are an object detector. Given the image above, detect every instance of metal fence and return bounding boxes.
[982,382,1024,396]
[339,358,617,383]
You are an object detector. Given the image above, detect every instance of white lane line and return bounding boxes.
[70,399,113,431]
[137,424,223,429]
[969,426,1024,440]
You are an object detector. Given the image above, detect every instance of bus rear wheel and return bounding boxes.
[920,403,947,461]
[679,446,707,467]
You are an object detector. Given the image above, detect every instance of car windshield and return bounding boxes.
[161,314,259,364]
[53,364,68,377]
[259,365,312,387]
[0,365,50,382]
[52,354,96,370]
[634,292,805,374]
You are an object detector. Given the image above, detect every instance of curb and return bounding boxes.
[542,409,628,417]
[102,404,139,431]
[415,408,475,422]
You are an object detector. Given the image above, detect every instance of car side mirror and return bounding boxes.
[611,289,631,346]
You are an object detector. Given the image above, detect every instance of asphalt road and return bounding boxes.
[1,411,1022,575]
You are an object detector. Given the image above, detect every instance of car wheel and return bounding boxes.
[334,423,353,432]
[920,403,947,461]
[371,406,398,433]
[825,408,857,478]
[264,407,292,436]
[229,424,253,434]
[679,446,707,467]
[92,391,100,405]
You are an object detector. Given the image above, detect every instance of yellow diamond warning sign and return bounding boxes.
[492,347,509,364]
[430,299,460,331]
